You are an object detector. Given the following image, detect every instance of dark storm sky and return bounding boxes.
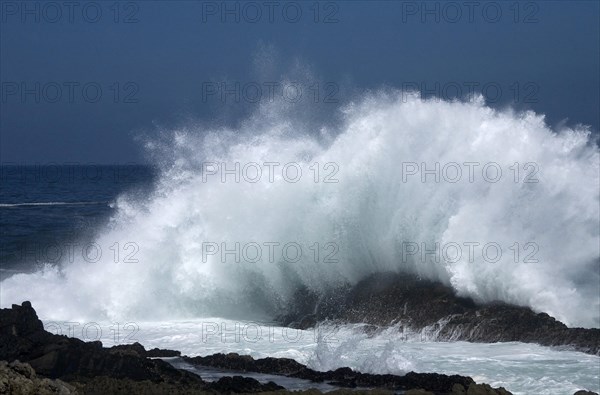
[1,1,599,164]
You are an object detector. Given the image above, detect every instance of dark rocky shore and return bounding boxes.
[182,353,488,394]
[0,301,520,394]
[279,273,600,356]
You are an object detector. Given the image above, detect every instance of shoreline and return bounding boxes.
[278,273,600,356]
[0,301,517,394]
[1,301,599,394]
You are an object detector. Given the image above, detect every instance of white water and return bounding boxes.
[1,92,598,327]
[43,319,600,395]
[0,202,109,207]
[2,92,598,393]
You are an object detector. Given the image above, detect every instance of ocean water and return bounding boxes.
[1,94,599,394]
[42,319,600,395]
[0,165,155,278]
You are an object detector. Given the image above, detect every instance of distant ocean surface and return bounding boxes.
[0,165,155,279]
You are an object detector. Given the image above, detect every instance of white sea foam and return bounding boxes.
[0,201,109,207]
[1,92,598,328]
[43,319,600,395]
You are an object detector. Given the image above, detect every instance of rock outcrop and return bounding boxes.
[183,353,512,394]
[0,360,75,394]
[279,273,600,355]
[0,302,201,385]
[2,300,594,394]
[0,301,283,393]
[0,301,520,394]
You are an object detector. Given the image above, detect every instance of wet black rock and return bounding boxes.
[208,376,284,393]
[109,342,181,358]
[279,273,600,355]
[108,342,147,357]
[183,352,512,394]
[0,302,283,393]
[0,302,197,384]
[0,301,548,394]
[146,347,181,358]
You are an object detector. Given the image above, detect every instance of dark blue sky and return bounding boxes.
[1,1,599,163]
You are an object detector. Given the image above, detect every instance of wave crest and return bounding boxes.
[2,92,598,327]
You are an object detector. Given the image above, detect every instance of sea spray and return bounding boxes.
[1,92,598,327]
